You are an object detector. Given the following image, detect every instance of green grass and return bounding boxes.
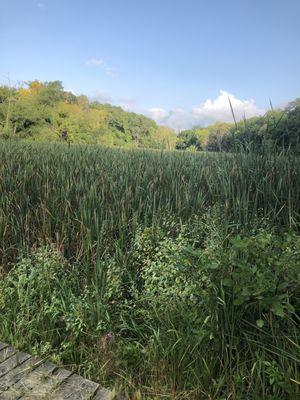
[0,140,299,399]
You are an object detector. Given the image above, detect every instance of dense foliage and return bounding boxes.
[177,100,300,153]
[0,142,299,399]
[0,81,176,149]
[176,123,231,151]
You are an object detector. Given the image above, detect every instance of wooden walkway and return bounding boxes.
[0,342,111,399]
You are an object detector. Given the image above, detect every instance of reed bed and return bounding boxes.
[0,141,299,267]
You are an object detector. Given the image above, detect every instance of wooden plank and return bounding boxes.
[0,347,16,363]
[92,387,112,400]
[51,373,99,400]
[0,352,30,378]
[20,367,72,399]
[0,356,42,392]
[0,344,112,399]
[0,360,57,400]
[0,343,9,352]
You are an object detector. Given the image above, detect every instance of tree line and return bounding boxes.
[0,80,299,152]
[0,80,176,149]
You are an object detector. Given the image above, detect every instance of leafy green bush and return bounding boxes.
[223,233,300,320]
[0,247,87,349]
[113,220,300,398]
[1,222,299,398]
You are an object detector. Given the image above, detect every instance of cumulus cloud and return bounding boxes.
[85,58,118,77]
[148,90,265,130]
[148,108,168,121]
[192,90,263,122]
[149,108,194,131]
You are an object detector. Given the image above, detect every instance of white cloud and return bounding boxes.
[149,108,194,131]
[85,58,118,77]
[148,107,168,121]
[192,90,264,122]
[86,58,105,67]
[148,90,265,130]
[64,89,77,97]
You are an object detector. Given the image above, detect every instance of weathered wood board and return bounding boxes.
[0,343,111,400]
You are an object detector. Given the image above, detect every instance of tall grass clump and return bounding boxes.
[0,140,299,399]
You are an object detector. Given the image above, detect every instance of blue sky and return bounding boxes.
[1,0,299,129]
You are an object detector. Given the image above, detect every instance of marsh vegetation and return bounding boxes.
[0,142,299,399]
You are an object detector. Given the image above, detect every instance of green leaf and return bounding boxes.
[207,262,219,270]
[256,319,264,328]
[271,303,285,317]
[285,303,295,313]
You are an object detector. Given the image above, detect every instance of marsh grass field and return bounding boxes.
[0,141,299,399]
